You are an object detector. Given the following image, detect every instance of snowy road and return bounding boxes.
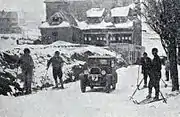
[0,66,180,117]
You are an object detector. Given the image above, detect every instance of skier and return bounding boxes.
[164,57,170,81]
[140,52,152,88]
[47,51,64,89]
[17,48,34,94]
[146,48,162,100]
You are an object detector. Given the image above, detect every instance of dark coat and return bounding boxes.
[151,55,162,72]
[18,54,34,71]
[47,56,64,69]
[150,55,162,80]
[141,57,152,72]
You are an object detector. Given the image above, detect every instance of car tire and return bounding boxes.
[80,78,86,93]
[105,76,111,93]
[112,83,116,90]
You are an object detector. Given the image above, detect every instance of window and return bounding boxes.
[52,16,59,22]
[122,36,125,40]
[129,36,132,41]
[118,37,121,41]
[84,37,87,41]
[114,17,120,24]
[89,37,91,41]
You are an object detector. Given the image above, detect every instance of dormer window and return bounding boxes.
[52,16,59,22]
[49,12,64,25]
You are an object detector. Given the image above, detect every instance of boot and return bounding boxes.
[146,94,151,99]
[60,85,64,89]
[55,83,58,88]
[153,96,159,100]
[143,84,147,88]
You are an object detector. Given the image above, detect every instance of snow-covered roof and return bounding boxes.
[39,21,70,29]
[114,21,134,29]
[78,20,133,30]
[111,6,130,17]
[86,8,105,18]
[78,20,113,30]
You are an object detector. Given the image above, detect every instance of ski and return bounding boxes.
[133,98,164,105]
[52,86,66,90]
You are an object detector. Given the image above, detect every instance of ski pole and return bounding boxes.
[161,79,168,88]
[130,78,144,100]
[136,65,140,89]
[159,90,167,103]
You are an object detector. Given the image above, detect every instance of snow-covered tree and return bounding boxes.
[142,0,180,91]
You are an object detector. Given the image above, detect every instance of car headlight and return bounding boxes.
[101,70,106,75]
[84,70,88,74]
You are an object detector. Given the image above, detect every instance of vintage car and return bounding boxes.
[80,55,118,93]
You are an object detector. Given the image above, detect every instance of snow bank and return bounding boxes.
[0,40,121,90]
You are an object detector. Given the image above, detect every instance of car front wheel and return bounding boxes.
[112,83,116,90]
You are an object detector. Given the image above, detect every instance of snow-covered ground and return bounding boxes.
[0,65,180,117]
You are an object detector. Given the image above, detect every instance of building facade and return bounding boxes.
[0,10,21,34]
[78,4,144,64]
[39,0,82,44]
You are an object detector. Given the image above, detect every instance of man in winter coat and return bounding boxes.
[18,48,34,94]
[141,52,152,88]
[47,51,64,89]
[146,48,162,100]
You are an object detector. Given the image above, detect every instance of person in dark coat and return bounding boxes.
[17,48,34,94]
[47,51,64,88]
[141,52,152,88]
[146,48,162,100]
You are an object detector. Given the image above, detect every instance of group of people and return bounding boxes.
[141,48,170,100]
[17,47,169,98]
[17,48,64,94]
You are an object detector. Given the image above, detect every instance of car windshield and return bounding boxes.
[88,58,110,66]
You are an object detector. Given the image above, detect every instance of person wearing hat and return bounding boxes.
[140,52,152,88]
[17,48,34,94]
[146,48,162,100]
[47,51,64,89]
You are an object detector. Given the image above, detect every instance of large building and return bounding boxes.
[0,10,21,34]
[78,3,144,64]
[39,0,144,64]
